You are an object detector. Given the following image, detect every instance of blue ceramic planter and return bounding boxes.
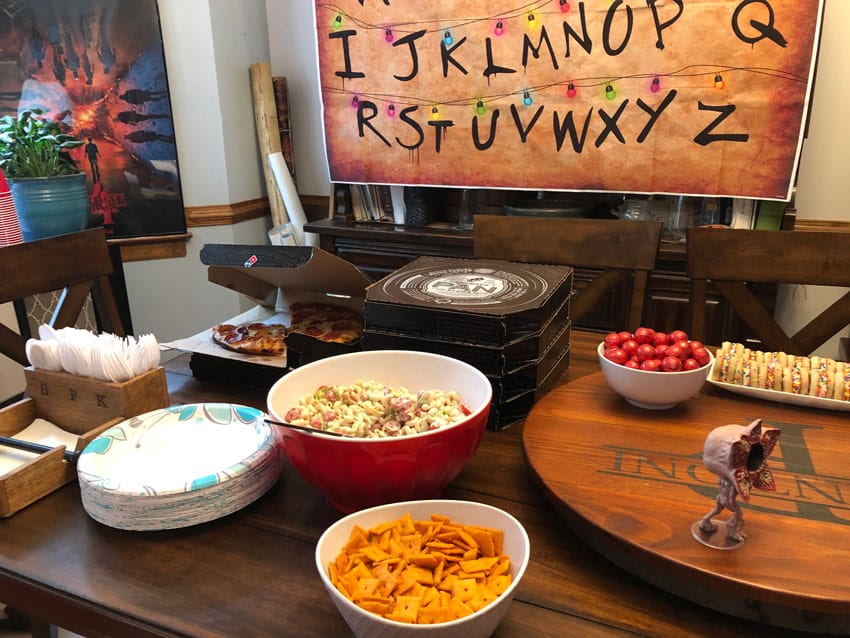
[10,172,90,241]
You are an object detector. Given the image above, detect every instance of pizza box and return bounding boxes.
[488,340,572,431]
[488,323,571,397]
[164,245,371,387]
[361,295,570,377]
[364,256,573,346]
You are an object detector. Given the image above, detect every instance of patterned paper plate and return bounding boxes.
[77,403,282,530]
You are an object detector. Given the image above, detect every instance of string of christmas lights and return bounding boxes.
[322,0,552,37]
[320,2,807,116]
[324,63,808,116]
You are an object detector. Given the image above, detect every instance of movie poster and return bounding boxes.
[0,0,185,238]
[314,0,823,200]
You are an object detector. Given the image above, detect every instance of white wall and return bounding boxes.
[0,302,24,398]
[794,2,850,220]
[265,1,329,197]
[774,0,850,358]
[121,0,272,343]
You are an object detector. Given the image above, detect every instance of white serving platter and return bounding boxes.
[707,378,850,412]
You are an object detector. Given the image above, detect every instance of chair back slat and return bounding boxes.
[0,228,125,366]
[474,215,663,330]
[687,227,850,355]
[687,228,850,285]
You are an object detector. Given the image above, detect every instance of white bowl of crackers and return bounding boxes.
[315,499,530,638]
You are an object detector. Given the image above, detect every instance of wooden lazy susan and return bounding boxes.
[523,371,850,635]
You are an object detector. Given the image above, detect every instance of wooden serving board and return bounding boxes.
[523,371,850,635]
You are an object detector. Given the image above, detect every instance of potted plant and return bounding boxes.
[0,109,90,241]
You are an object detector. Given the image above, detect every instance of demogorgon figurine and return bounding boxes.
[699,418,780,543]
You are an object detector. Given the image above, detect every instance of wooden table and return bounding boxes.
[0,331,832,637]
[524,366,850,635]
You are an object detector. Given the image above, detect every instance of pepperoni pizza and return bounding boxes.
[288,302,363,344]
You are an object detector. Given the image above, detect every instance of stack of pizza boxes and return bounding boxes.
[175,244,371,388]
[362,256,573,430]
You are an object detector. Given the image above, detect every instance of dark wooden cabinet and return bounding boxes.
[305,186,781,345]
[305,218,472,281]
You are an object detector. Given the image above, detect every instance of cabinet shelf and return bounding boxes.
[307,185,783,344]
[304,218,473,281]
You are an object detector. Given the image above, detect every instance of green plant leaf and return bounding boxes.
[0,110,83,179]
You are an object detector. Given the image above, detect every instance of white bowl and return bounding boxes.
[597,342,713,409]
[315,499,530,638]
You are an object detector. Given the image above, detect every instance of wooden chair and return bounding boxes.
[0,228,125,366]
[687,227,850,355]
[473,215,663,330]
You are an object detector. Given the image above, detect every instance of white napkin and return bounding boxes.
[0,418,79,477]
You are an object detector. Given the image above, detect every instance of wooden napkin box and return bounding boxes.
[0,366,170,517]
[23,365,169,425]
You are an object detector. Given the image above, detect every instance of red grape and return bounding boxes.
[641,358,662,372]
[602,328,710,373]
[662,356,683,372]
[682,358,702,371]
[621,339,640,355]
[634,326,656,344]
[604,347,628,364]
[665,344,687,360]
[636,343,656,361]
[669,329,689,343]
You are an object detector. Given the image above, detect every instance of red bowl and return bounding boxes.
[266,350,493,513]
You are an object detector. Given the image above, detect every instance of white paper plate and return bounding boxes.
[707,378,850,412]
[77,403,282,530]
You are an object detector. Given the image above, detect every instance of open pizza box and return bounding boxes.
[163,244,371,388]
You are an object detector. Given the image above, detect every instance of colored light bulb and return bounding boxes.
[431,105,440,119]
[523,91,533,106]
[567,82,577,98]
[387,103,395,117]
[333,15,343,30]
[351,95,359,108]
[714,73,725,89]
[605,83,616,100]
[560,0,571,11]
[494,21,504,36]
[651,77,660,93]
[527,12,537,28]
[475,100,486,116]
[385,28,393,43]
[443,30,453,45]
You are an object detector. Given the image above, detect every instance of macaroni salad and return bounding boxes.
[284,381,470,438]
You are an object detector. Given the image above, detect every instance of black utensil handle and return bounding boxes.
[263,419,345,437]
[0,435,80,462]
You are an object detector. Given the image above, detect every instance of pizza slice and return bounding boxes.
[288,302,363,344]
[211,322,288,355]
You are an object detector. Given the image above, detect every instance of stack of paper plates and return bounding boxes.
[77,403,281,531]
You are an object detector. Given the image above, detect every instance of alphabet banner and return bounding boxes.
[314,0,823,201]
